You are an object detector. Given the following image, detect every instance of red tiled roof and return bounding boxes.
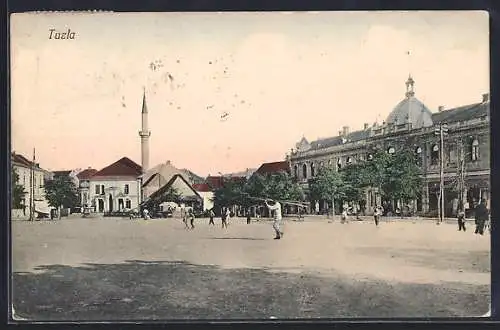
[205,175,246,189]
[77,168,98,180]
[193,183,212,192]
[206,176,224,190]
[93,157,142,178]
[255,161,290,175]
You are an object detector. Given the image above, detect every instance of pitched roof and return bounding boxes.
[255,161,290,175]
[193,183,212,192]
[53,170,72,177]
[431,101,489,124]
[142,161,187,187]
[77,168,98,180]
[11,152,41,169]
[180,168,205,184]
[93,157,142,178]
[146,174,202,204]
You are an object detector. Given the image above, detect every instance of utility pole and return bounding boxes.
[29,147,36,221]
[434,123,448,223]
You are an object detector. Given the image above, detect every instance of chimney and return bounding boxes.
[482,93,489,103]
[438,105,444,112]
[364,123,369,130]
[342,126,350,136]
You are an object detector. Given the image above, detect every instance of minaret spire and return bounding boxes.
[139,88,151,174]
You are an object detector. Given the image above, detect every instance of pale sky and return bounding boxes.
[10,11,489,177]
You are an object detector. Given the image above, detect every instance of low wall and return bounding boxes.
[12,209,28,220]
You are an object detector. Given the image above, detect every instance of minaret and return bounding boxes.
[139,88,151,174]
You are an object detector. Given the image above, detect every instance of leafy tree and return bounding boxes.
[11,167,26,209]
[360,149,422,209]
[339,162,366,204]
[308,166,345,212]
[385,150,422,203]
[44,176,79,218]
[213,178,247,210]
[263,172,304,202]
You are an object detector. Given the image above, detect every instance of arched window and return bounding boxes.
[328,159,332,166]
[367,153,373,161]
[387,147,395,154]
[415,146,422,166]
[294,165,298,178]
[302,163,307,179]
[346,156,352,165]
[320,161,324,168]
[337,158,342,170]
[471,139,479,161]
[431,144,439,165]
[310,163,315,177]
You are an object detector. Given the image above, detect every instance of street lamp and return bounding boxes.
[434,123,449,223]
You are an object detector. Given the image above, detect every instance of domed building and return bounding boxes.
[289,75,490,218]
[385,75,434,130]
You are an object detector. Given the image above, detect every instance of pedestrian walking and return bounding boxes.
[182,211,190,229]
[457,207,466,231]
[221,207,228,229]
[188,208,195,230]
[474,199,489,235]
[226,207,232,226]
[374,206,381,227]
[341,208,349,224]
[265,199,283,239]
[298,206,304,222]
[246,207,251,224]
[208,209,215,225]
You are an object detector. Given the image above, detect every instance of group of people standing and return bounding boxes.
[457,199,490,235]
[180,201,285,240]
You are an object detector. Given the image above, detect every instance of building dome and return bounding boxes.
[385,75,434,129]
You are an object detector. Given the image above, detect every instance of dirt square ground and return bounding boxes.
[11,216,490,320]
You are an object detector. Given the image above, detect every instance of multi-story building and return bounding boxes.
[89,157,143,213]
[11,152,50,218]
[289,76,490,217]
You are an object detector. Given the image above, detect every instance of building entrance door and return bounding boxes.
[98,199,104,212]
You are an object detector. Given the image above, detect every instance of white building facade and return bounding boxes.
[11,152,50,218]
[88,157,143,213]
[89,177,141,212]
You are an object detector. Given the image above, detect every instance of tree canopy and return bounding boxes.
[45,176,79,212]
[308,166,345,203]
[11,167,26,209]
[308,149,422,207]
[212,172,304,210]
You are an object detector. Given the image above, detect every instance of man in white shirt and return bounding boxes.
[265,199,283,240]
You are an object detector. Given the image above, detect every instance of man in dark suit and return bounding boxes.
[474,199,489,235]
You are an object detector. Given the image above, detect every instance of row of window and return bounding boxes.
[294,139,481,179]
[95,184,130,195]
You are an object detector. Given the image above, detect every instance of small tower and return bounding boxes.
[405,74,415,98]
[139,88,151,174]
